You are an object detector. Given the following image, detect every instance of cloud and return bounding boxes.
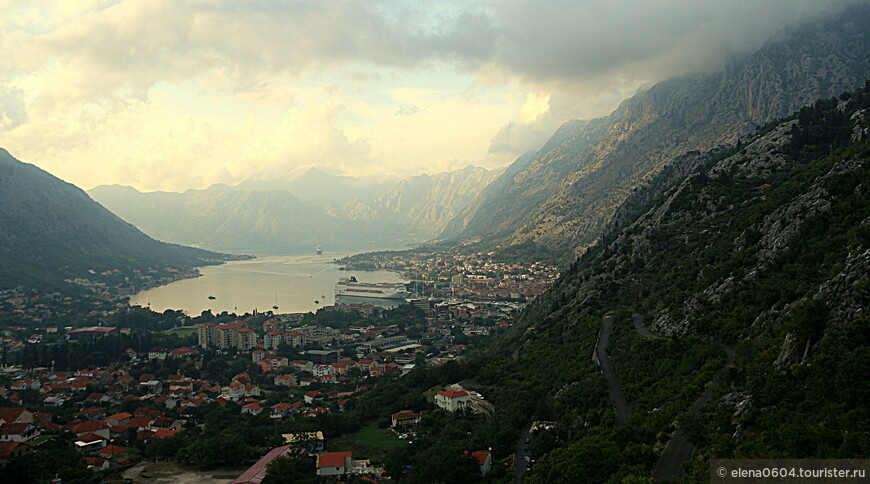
[0,0,864,191]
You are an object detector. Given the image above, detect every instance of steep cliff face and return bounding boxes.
[373,166,502,239]
[452,6,870,258]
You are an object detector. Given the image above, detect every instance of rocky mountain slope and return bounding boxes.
[90,165,499,252]
[371,166,502,239]
[0,149,228,291]
[474,83,869,481]
[447,5,870,260]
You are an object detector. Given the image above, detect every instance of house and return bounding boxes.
[127,417,154,430]
[316,451,353,476]
[71,420,110,439]
[231,445,292,484]
[268,403,288,418]
[0,408,33,425]
[303,391,321,404]
[85,457,110,471]
[273,374,297,386]
[106,412,132,427]
[96,444,128,460]
[391,410,422,429]
[0,422,39,442]
[74,432,108,453]
[151,417,182,431]
[241,403,263,416]
[435,390,469,412]
[469,450,492,476]
[282,431,324,453]
[319,374,336,384]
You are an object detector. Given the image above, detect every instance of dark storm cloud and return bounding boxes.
[484,0,865,83]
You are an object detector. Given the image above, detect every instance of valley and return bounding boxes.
[0,4,868,483]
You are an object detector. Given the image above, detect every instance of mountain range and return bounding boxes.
[443,5,870,260]
[89,166,501,252]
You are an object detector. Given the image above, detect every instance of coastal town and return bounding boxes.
[0,250,560,482]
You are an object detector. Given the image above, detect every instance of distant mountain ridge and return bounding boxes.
[0,148,227,291]
[89,165,500,252]
[445,5,870,258]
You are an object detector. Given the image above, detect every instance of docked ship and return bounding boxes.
[335,276,410,301]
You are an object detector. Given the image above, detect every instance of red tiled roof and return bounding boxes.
[96,444,127,457]
[71,420,109,434]
[317,451,352,468]
[128,418,153,428]
[436,390,468,399]
[470,450,490,466]
[0,408,28,423]
[85,457,106,467]
[0,422,30,435]
[0,441,22,458]
[76,432,107,444]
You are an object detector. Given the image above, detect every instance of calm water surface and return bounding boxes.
[130,251,406,316]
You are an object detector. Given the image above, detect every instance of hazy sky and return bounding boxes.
[0,0,859,192]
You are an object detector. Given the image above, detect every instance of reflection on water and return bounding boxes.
[130,253,406,316]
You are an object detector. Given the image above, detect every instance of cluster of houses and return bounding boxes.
[0,404,182,471]
[336,249,560,304]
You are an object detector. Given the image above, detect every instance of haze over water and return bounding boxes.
[129,250,406,316]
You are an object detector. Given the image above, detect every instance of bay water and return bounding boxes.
[129,251,407,316]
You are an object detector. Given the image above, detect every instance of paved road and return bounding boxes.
[632,314,667,340]
[515,422,533,483]
[652,347,736,481]
[594,315,629,426]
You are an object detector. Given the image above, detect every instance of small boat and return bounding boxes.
[314,300,319,304]
[272,306,279,311]
[208,296,216,300]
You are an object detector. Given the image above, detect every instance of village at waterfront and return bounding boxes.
[0,248,559,481]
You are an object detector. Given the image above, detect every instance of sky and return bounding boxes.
[0,0,860,192]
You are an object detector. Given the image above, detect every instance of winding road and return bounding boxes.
[652,346,736,481]
[594,313,736,482]
[633,313,667,340]
[593,315,630,426]
[514,422,533,483]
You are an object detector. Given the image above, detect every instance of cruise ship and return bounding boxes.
[335,276,410,301]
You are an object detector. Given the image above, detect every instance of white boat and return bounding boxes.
[335,276,410,300]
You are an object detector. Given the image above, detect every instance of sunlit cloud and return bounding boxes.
[0,0,861,191]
